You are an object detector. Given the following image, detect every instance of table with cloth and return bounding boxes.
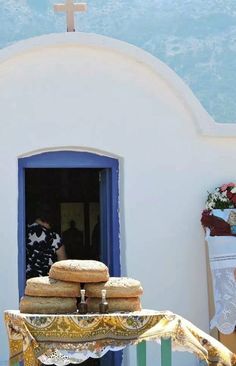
[4,309,236,366]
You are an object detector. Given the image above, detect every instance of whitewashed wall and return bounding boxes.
[0,33,235,366]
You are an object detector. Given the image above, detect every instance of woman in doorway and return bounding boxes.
[26,203,67,279]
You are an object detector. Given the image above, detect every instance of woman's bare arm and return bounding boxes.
[56,245,67,261]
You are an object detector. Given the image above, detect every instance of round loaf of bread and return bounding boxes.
[20,296,77,314]
[86,297,141,313]
[25,276,81,297]
[84,277,143,298]
[49,260,109,283]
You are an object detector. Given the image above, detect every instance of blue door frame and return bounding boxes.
[18,151,122,366]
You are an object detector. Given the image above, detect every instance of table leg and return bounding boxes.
[161,338,172,366]
[137,341,146,366]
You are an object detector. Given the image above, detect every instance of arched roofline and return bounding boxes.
[18,146,122,160]
[0,32,235,137]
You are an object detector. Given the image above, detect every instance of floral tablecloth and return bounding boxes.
[4,309,236,366]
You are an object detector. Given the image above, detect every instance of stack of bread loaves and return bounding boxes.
[85,277,143,312]
[20,260,109,314]
[20,260,143,314]
[20,276,80,314]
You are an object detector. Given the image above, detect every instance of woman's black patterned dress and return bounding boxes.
[26,222,63,279]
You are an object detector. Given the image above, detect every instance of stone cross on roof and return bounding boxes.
[54,0,87,32]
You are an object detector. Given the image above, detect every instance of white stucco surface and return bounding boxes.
[0,33,235,365]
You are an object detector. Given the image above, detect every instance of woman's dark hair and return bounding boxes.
[34,203,53,224]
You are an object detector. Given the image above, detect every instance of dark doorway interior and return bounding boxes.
[25,168,101,366]
[25,168,101,261]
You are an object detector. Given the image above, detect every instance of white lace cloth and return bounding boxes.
[39,346,125,365]
[206,230,236,334]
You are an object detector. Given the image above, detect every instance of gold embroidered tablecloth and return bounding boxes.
[4,309,236,366]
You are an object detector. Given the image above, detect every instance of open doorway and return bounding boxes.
[18,151,122,366]
[25,168,101,261]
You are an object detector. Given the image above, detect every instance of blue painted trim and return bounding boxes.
[19,151,117,168]
[18,151,121,298]
[18,161,26,300]
[103,349,123,365]
[99,164,120,277]
[114,350,123,366]
[111,160,120,276]
[99,166,121,366]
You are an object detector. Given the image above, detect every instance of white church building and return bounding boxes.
[1,3,236,365]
